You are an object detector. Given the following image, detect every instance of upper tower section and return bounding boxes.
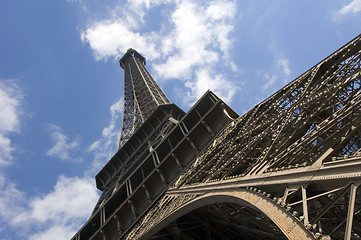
[119,49,170,147]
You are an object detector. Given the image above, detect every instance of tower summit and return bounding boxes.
[119,49,170,147]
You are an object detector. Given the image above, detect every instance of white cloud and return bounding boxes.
[0,175,26,230]
[277,58,291,78]
[46,124,81,162]
[153,1,219,79]
[28,225,77,240]
[153,0,238,104]
[334,0,361,20]
[153,0,236,80]
[0,80,22,166]
[8,175,99,240]
[184,68,238,106]
[0,94,117,240]
[262,73,277,92]
[81,20,159,61]
[121,0,171,25]
[0,174,98,240]
[81,0,239,105]
[102,98,123,140]
[87,98,123,174]
[262,57,291,92]
[0,96,123,239]
[23,175,97,224]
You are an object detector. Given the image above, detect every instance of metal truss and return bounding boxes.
[124,34,361,240]
[175,34,361,185]
[73,35,361,240]
[119,49,170,148]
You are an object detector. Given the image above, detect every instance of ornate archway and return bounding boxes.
[127,188,315,240]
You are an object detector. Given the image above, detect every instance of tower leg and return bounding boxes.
[301,185,309,226]
[344,183,359,240]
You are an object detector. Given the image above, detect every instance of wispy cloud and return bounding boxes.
[0,82,97,237]
[0,80,22,166]
[277,58,291,78]
[0,80,26,238]
[334,0,361,20]
[152,0,236,79]
[80,0,239,106]
[184,68,238,106]
[262,57,291,92]
[152,0,238,104]
[80,20,159,61]
[7,175,99,240]
[87,98,123,174]
[46,124,81,162]
[0,98,121,239]
[0,175,26,232]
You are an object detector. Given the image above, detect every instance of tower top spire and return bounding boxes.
[119,48,146,69]
[118,49,170,147]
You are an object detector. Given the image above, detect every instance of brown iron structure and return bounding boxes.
[72,34,361,240]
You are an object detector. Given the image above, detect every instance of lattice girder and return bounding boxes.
[172,34,361,186]
[73,35,361,240]
[119,49,170,147]
[145,34,361,240]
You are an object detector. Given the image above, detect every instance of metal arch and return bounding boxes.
[135,189,315,240]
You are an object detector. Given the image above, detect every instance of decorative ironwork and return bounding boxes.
[73,34,361,240]
[123,34,361,240]
[119,49,170,147]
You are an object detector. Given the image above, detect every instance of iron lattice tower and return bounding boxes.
[119,49,170,147]
[73,35,361,240]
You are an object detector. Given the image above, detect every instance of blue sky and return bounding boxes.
[0,0,360,239]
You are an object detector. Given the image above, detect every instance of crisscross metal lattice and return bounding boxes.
[119,49,170,147]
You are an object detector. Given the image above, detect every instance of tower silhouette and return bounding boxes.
[73,35,361,240]
[118,49,170,148]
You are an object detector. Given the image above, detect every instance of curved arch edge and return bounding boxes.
[138,189,316,240]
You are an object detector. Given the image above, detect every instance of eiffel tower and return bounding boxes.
[72,35,361,240]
